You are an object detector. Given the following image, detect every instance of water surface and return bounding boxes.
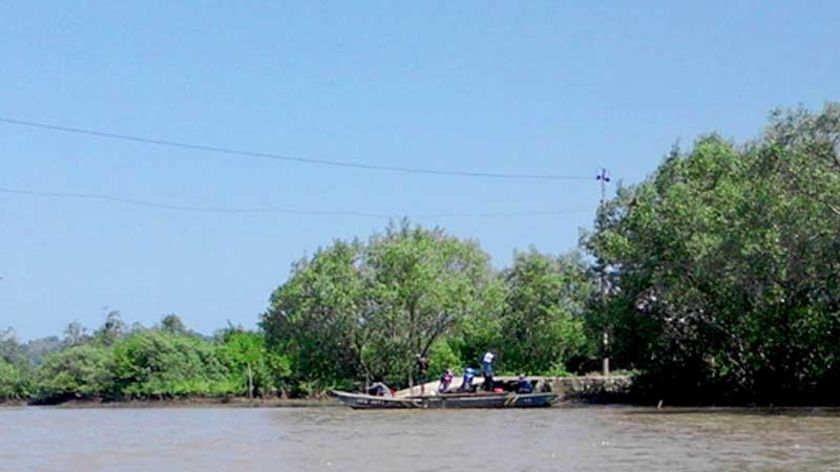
[2,405,840,471]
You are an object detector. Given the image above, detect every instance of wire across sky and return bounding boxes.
[0,186,596,220]
[0,116,594,181]
[0,115,606,219]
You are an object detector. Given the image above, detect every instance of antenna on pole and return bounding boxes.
[596,168,610,207]
[596,168,611,376]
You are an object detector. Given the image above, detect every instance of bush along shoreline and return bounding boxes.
[2,104,839,407]
[1,317,293,406]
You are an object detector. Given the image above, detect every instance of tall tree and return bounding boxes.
[20,336,63,366]
[0,328,22,364]
[262,222,499,391]
[587,104,840,402]
[261,240,367,392]
[94,310,126,346]
[63,322,89,347]
[500,249,593,374]
[160,314,187,335]
[364,222,498,386]
[217,328,290,397]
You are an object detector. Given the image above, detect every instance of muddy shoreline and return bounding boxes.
[0,397,341,408]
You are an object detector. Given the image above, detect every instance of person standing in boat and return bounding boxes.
[481,351,495,391]
[415,353,430,395]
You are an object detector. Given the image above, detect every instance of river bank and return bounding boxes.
[1,396,341,408]
[7,374,834,408]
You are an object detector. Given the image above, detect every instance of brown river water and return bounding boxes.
[2,405,840,471]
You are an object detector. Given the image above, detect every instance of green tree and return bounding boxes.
[587,104,840,402]
[0,327,23,364]
[94,310,127,346]
[426,339,462,379]
[262,240,367,393]
[111,330,234,399]
[21,336,63,366]
[63,321,90,347]
[160,314,187,335]
[0,358,29,400]
[0,328,31,400]
[447,308,504,373]
[217,329,290,397]
[499,249,593,374]
[33,345,113,403]
[361,222,498,387]
[262,222,500,391]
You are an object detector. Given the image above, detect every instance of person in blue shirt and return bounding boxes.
[459,367,477,392]
[516,375,534,394]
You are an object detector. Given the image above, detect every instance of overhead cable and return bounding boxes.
[0,186,595,219]
[0,117,592,181]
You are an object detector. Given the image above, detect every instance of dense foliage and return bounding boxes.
[34,345,114,402]
[1,104,837,404]
[260,223,517,393]
[499,250,593,375]
[0,328,30,400]
[0,358,28,400]
[259,223,596,394]
[110,330,233,399]
[0,314,292,403]
[587,104,840,403]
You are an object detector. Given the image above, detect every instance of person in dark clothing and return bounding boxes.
[415,353,430,395]
[367,381,392,397]
[516,375,534,393]
[481,351,495,392]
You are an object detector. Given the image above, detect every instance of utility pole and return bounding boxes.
[596,168,611,376]
[247,362,254,399]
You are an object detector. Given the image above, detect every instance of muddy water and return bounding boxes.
[2,405,840,471]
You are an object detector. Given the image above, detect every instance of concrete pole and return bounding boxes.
[247,362,254,399]
[597,168,611,377]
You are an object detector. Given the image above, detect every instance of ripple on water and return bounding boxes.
[2,406,840,471]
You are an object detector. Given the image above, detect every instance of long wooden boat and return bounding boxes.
[332,390,559,409]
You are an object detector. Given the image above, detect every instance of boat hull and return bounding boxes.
[332,391,558,409]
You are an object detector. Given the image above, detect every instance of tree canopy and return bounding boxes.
[499,250,593,375]
[261,222,500,391]
[587,104,840,402]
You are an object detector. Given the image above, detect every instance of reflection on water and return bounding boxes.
[2,405,840,471]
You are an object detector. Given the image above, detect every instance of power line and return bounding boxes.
[0,186,595,219]
[0,186,391,218]
[414,208,595,220]
[0,117,594,181]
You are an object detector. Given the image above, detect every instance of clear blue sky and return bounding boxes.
[1,1,838,340]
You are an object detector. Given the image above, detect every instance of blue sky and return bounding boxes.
[1,1,838,340]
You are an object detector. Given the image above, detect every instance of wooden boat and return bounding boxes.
[332,390,559,409]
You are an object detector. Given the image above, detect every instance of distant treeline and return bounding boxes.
[0,315,282,403]
[2,104,838,405]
